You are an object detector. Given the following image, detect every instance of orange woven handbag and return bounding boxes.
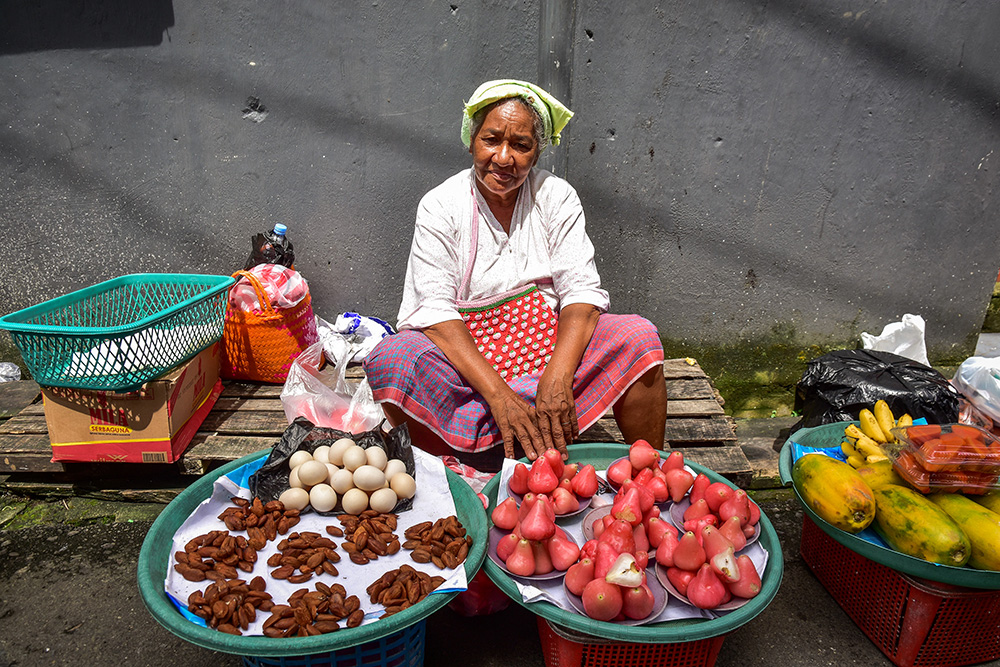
[221,269,320,383]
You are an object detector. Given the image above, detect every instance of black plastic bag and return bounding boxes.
[249,417,415,515]
[244,232,295,270]
[792,349,960,432]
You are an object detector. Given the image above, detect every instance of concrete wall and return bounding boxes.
[1,0,997,364]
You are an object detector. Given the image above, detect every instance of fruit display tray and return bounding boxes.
[779,422,1000,590]
[482,442,784,644]
[137,450,487,658]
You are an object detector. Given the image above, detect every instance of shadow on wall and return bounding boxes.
[0,0,174,54]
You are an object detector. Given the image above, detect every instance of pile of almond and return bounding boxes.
[218,497,302,537]
[366,565,445,618]
[266,530,341,583]
[174,530,259,582]
[261,581,365,637]
[336,510,402,564]
[172,495,473,638]
[186,576,274,635]
[402,515,471,570]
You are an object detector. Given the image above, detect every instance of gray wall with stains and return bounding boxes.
[1,0,997,363]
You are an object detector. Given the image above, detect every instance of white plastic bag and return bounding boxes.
[279,340,384,432]
[316,314,394,365]
[860,313,929,366]
[952,356,1000,426]
[0,362,20,382]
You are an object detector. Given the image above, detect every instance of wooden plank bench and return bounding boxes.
[0,358,750,499]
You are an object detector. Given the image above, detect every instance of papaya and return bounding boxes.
[855,460,908,490]
[973,489,1000,515]
[928,493,1000,571]
[792,454,876,533]
[871,485,971,567]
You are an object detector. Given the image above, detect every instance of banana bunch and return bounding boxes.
[841,399,914,469]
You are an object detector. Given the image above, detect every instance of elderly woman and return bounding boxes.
[364,79,667,471]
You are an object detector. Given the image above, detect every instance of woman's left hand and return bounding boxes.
[533,303,601,458]
[534,369,578,456]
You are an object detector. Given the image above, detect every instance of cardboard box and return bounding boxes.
[42,344,222,463]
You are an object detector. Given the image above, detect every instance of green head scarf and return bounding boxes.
[461,79,573,149]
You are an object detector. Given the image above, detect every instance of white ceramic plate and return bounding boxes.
[487,526,574,582]
[668,497,760,547]
[509,490,593,518]
[654,562,754,612]
[563,572,669,625]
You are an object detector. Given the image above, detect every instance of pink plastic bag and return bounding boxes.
[279,341,384,432]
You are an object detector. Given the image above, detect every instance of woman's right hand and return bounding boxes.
[488,389,548,461]
[424,320,550,460]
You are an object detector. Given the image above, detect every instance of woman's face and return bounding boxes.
[470,100,540,204]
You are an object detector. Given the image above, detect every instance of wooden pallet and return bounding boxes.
[0,358,751,497]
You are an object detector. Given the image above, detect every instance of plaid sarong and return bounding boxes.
[363,313,664,454]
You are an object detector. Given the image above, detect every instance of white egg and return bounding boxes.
[279,487,309,511]
[353,465,386,491]
[325,463,340,485]
[288,465,304,489]
[369,487,398,514]
[289,450,313,470]
[365,446,388,470]
[330,468,356,495]
[309,484,338,513]
[390,472,416,500]
[297,460,329,488]
[342,445,368,472]
[383,459,407,480]
[341,487,369,515]
[312,445,331,464]
[329,438,356,465]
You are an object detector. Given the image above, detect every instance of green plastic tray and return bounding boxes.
[482,442,784,643]
[0,273,233,392]
[779,422,1000,590]
[137,450,488,657]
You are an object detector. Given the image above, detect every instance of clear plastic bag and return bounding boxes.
[953,356,1000,427]
[279,340,384,432]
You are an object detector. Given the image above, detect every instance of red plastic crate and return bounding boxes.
[800,515,1000,667]
[536,617,726,667]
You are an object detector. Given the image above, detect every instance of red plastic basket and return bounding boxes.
[800,515,1000,667]
[536,617,726,667]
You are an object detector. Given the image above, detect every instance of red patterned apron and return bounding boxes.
[457,189,559,381]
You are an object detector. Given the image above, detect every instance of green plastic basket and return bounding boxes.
[137,449,488,658]
[0,273,235,392]
[482,442,784,643]
[779,422,1000,590]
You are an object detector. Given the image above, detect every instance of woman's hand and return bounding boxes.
[534,368,577,457]
[424,320,548,459]
[534,303,602,457]
[488,390,546,461]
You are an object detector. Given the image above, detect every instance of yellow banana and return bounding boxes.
[841,441,858,457]
[859,409,888,443]
[845,424,868,441]
[865,453,889,464]
[846,454,867,469]
[874,400,897,443]
[855,439,886,459]
[897,413,913,429]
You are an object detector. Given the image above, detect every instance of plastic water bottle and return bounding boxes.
[245,223,295,269]
[268,223,289,249]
